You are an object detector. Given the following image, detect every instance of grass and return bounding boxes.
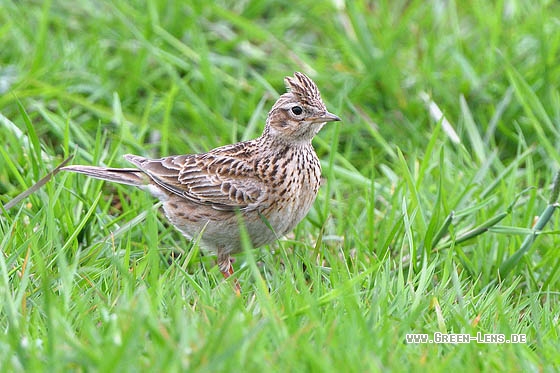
[1,0,560,371]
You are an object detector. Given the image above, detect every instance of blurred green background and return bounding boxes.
[3,0,559,167]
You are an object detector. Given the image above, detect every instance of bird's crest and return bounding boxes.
[284,72,325,109]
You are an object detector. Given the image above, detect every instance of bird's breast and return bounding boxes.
[257,146,322,235]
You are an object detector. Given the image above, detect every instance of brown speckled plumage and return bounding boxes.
[63,72,340,293]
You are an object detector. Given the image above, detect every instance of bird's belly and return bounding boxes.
[260,182,319,238]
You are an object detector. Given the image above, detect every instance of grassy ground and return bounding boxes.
[1,0,560,371]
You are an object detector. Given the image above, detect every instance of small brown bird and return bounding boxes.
[63,72,340,292]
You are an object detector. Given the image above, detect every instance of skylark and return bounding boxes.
[63,72,340,292]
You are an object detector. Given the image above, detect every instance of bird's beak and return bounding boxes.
[311,111,341,123]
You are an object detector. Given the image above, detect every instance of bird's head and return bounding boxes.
[264,72,340,143]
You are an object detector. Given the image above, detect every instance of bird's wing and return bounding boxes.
[124,148,266,211]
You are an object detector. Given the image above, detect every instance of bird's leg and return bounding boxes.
[218,252,241,296]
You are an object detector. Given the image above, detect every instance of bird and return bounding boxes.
[62,72,341,293]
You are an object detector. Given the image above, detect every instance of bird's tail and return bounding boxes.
[62,165,148,186]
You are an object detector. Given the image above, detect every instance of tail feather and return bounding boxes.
[62,165,148,186]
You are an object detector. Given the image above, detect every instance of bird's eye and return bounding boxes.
[291,106,303,115]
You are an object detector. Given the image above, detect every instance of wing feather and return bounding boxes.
[124,148,265,211]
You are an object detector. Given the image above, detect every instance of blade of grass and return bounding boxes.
[499,171,560,278]
[1,156,73,214]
